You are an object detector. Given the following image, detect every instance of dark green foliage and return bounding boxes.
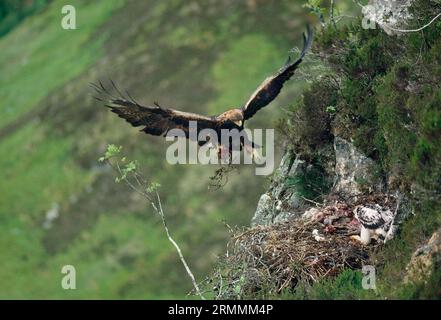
[286,161,331,201]
[279,78,336,153]
[331,26,398,158]
[0,0,50,37]
[276,0,441,299]
[375,64,417,179]
[306,1,441,192]
[374,48,441,193]
[288,269,373,300]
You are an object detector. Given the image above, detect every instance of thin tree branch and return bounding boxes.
[330,0,336,26]
[107,155,205,299]
[155,192,205,300]
[380,12,441,33]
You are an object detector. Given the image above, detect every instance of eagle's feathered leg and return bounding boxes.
[351,226,371,245]
[361,227,371,245]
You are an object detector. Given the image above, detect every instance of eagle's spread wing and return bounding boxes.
[94,82,218,140]
[241,25,313,121]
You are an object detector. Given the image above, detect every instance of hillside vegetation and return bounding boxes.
[0,0,314,298]
[3,0,437,300]
[208,0,441,299]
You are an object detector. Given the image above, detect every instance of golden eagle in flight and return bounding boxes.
[95,26,313,151]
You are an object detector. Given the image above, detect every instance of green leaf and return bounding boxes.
[326,105,337,114]
[101,144,122,162]
[146,182,161,193]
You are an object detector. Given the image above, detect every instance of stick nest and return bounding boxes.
[207,203,373,299]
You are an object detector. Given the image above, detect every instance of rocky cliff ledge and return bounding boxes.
[252,137,405,227]
[205,0,441,299]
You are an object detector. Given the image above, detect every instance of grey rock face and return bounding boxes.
[251,137,414,229]
[362,0,414,35]
[251,151,307,226]
[251,145,334,226]
[251,193,274,226]
[405,227,441,284]
[333,137,382,198]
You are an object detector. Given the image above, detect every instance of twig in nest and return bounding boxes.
[301,196,323,207]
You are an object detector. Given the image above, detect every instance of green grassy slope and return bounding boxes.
[0,0,310,298]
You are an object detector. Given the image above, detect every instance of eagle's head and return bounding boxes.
[217,109,244,127]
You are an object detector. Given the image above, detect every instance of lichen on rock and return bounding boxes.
[252,137,385,226]
[251,149,333,226]
[405,227,441,284]
[362,0,414,35]
[333,137,383,198]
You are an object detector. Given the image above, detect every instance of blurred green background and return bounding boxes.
[0,0,352,299]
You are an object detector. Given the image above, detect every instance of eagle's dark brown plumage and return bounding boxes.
[94,26,313,146]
